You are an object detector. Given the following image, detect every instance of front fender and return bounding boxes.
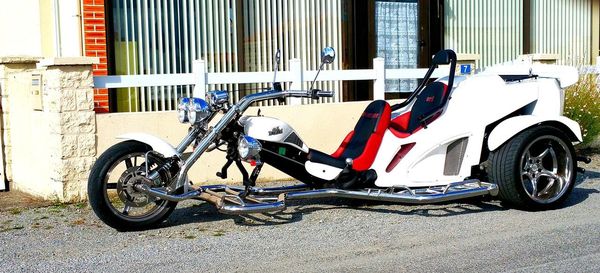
[116,133,178,157]
[488,115,583,151]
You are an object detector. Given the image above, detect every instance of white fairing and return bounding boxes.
[484,62,579,88]
[116,133,178,157]
[488,115,582,151]
[371,62,580,188]
[242,116,309,153]
[305,161,343,180]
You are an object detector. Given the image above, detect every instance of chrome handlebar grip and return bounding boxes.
[314,89,334,98]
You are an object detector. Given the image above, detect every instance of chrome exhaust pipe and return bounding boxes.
[214,181,498,215]
[139,180,498,215]
[218,201,286,214]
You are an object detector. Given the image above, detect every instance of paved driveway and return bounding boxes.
[1,155,599,273]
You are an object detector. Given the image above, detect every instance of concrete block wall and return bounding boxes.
[0,57,98,201]
[40,58,98,201]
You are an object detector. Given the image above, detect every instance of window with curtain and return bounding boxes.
[375,0,419,93]
[111,0,345,111]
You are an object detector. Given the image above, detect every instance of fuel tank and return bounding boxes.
[239,116,309,153]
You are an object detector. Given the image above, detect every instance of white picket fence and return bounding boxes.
[93,57,451,107]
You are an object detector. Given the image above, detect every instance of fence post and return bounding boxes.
[289,58,303,105]
[373,58,386,100]
[193,60,207,98]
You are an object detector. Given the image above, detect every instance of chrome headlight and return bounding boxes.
[177,97,191,123]
[237,135,261,161]
[187,98,211,124]
[206,90,229,109]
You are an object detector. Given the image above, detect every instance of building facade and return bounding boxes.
[1,0,599,113]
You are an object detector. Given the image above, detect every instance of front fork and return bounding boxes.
[145,106,241,193]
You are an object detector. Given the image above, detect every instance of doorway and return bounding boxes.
[344,0,443,100]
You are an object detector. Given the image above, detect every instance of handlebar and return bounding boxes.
[236,89,335,111]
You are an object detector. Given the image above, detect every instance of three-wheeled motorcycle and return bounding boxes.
[88,48,591,231]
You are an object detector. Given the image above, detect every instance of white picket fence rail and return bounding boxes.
[93,57,451,106]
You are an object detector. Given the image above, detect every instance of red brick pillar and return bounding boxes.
[82,0,109,113]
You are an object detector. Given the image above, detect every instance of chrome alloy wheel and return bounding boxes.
[520,135,573,204]
[104,152,168,220]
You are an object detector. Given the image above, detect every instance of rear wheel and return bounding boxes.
[88,141,178,231]
[489,126,576,210]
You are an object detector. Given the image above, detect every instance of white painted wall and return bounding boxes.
[56,0,83,57]
[0,0,42,56]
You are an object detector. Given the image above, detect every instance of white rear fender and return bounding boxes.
[488,116,582,151]
[116,133,178,158]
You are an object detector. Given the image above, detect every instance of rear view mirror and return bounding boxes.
[321,47,336,65]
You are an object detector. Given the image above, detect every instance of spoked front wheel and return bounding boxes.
[490,126,576,210]
[88,140,178,231]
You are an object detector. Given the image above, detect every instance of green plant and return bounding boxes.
[564,73,600,146]
[9,208,22,215]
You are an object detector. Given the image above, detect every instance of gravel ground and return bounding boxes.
[1,154,599,273]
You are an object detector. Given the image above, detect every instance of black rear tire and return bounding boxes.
[489,125,577,210]
[88,141,178,231]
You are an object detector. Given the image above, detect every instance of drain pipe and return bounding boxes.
[53,0,62,57]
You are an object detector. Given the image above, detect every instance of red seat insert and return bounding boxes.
[330,100,391,171]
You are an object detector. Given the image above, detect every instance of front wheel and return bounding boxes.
[489,125,577,210]
[88,140,178,231]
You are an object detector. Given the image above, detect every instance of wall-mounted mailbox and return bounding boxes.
[31,74,43,110]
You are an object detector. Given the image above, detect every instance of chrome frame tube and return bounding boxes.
[227,184,310,195]
[175,126,202,154]
[174,106,240,189]
[136,184,202,202]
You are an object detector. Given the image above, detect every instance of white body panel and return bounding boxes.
[243,116,309,153]
[368,64,581,188]
[305,161,343,180]
[117,133,178,158]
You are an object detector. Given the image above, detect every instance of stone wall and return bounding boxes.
[40,58,97,201]
[0,57,97,201]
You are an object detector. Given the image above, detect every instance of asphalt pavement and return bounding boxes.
[1,155,599,273]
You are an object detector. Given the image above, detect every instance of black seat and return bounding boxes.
[308,100,391,171]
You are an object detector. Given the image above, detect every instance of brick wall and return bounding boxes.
[82,0,109,113]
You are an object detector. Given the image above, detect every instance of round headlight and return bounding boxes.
[206,90,229,108]
[237,135,261,161]
[177,97,191,123]
[187,98,211,124]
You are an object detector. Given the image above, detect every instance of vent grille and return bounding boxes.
[444,137,469,176]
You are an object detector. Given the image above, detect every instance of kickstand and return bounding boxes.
[239,161,264,198]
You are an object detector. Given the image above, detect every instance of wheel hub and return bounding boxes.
[520,136,573,204]
[116,167,156,207]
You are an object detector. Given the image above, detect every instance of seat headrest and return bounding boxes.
[431,50,457,66]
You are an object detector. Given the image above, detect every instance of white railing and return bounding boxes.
[93,57,450,107]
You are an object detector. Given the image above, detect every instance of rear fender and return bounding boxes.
[488,116,582,151]
[116,133,178,158]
